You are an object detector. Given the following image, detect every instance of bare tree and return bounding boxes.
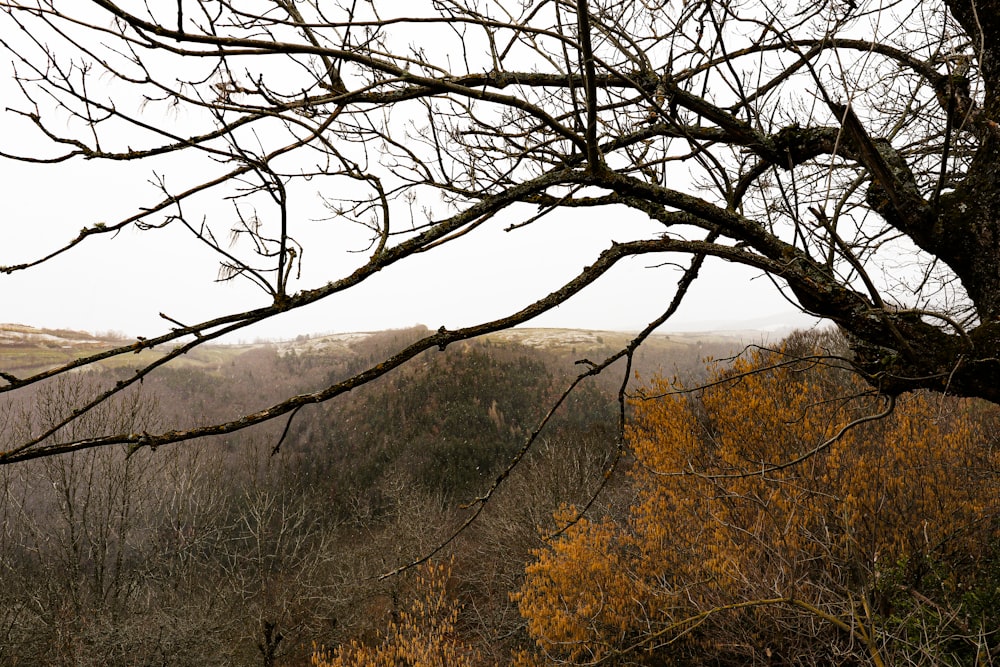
[0,381,382,664]
[0,0,997,462]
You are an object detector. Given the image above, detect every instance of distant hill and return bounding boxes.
[0,322,117,347]
[0,323,247,376]
[0,322,779,380]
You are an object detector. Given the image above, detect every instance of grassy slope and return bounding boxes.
[0,322,763,379]
[0,323,247,377]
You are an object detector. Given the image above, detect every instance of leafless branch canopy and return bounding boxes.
[2,0,999,461]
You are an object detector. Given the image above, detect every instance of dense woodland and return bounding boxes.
[0,327,717,665]
[1,327,998,665]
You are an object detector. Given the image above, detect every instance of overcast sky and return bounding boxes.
[0,10,820,344]
[0,129,818,341]
[0,184,805,344]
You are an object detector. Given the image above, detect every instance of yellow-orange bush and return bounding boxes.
[515,341,1000,665]
[313,561,482,667]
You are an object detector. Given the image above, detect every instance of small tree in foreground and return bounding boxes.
[516,338,1000,665]
[312,560,485,667]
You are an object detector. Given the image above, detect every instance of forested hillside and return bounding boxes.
[0,326,736,664]
[3,326,997,666]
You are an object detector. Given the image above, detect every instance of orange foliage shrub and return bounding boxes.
[515,339,1000,665]
[313,561,483,667]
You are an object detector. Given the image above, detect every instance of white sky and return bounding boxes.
[0,126,817,342]
[1,179,814,342]
[0,7,820,343]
